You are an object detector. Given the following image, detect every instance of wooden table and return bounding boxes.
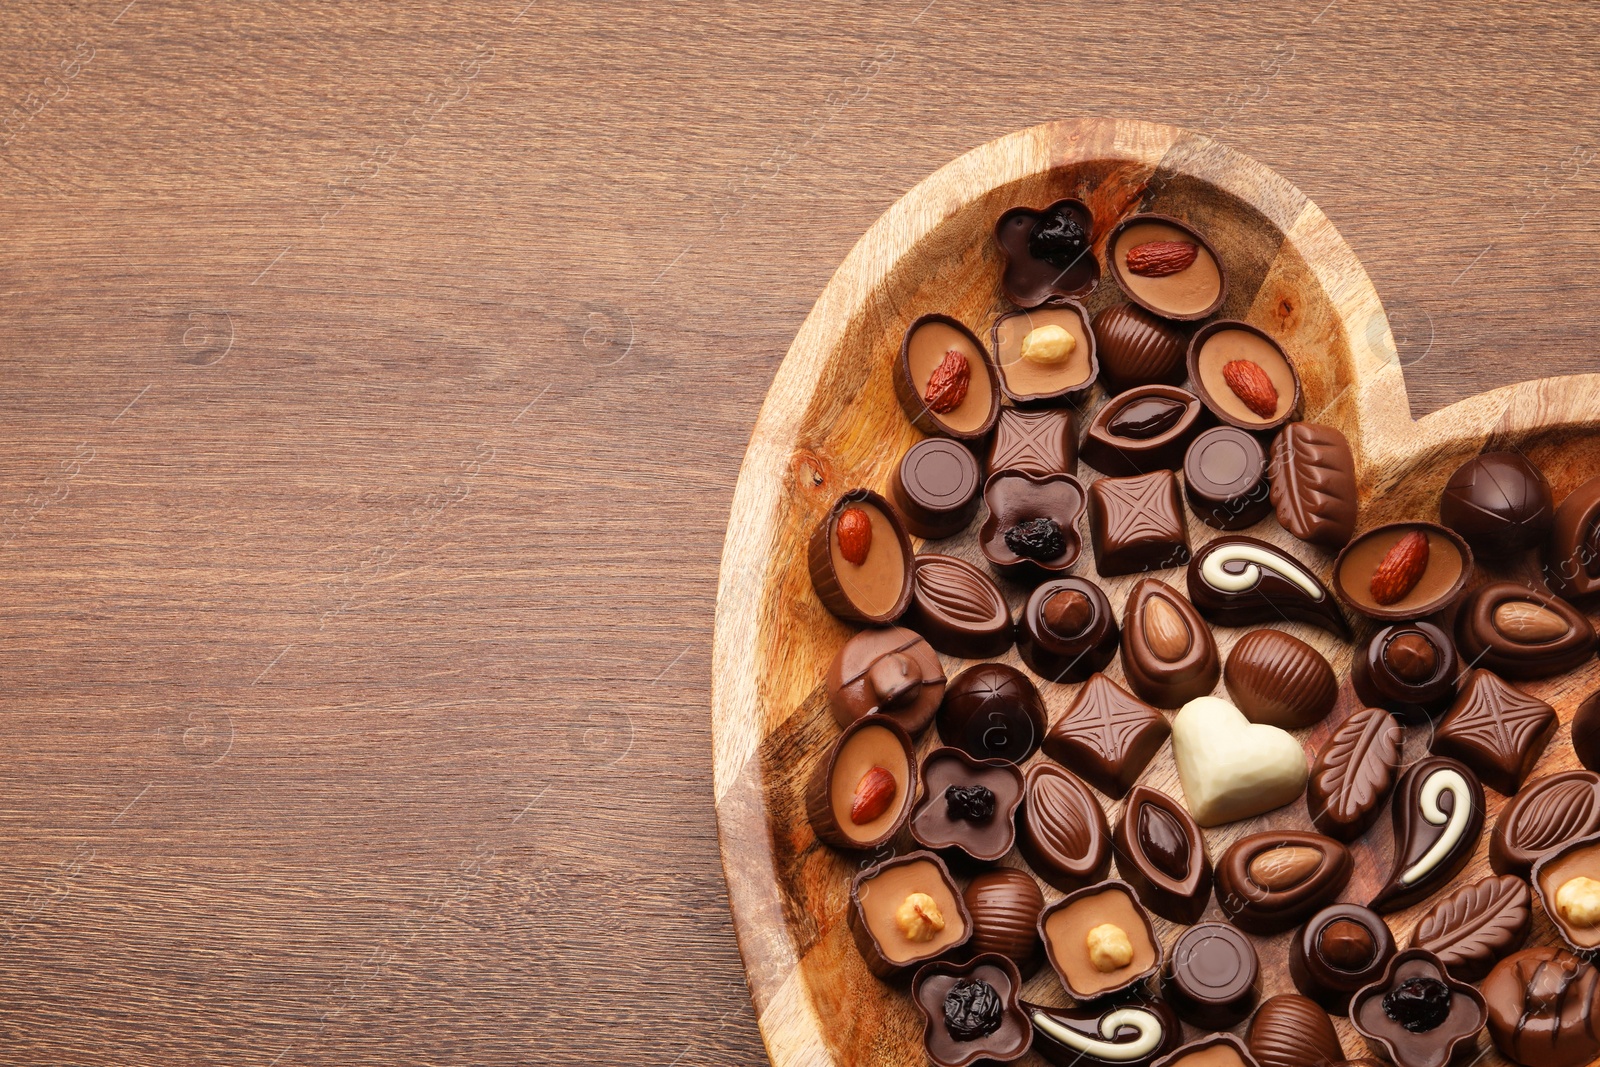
[0,2,1595,1063]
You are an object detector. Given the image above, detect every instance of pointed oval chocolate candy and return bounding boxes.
[1120,579,1220,709]
[1017,762,1111,893]
[1369,756,1486,914]
[1455,580,1597,680]
[903,552,1013,659]
[1306,707,1404,841]
[1081,384,1205,477]
[1113,785,1212,924]
[1216,830,1353,934]
[1491,770,1600,878]
[1186,534,1349,637]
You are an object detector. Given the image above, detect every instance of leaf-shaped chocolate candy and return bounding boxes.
[1306,707,1403,841]
[1409,874,1531,981]
[1269,422,1358,549]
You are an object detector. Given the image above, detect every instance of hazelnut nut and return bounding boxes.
[895,892,946,942]
[1085,922,1134,972]
[1556,876,1600,929]
[1020,324,1076,366]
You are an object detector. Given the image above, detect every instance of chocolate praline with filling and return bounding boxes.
[1544,474,1600,601]
[1018,578,1119,685]
[979,470,1087,582]
[1038,879,1161,1002]
[1223,628,1338,729]
[1438,450,1553,558]
[911,953,1033,1067]
[1119,578,1220,709]
[896,314,1001,442]
[1150,1033,1260,1067]
[1088,470,1191,576]
[805,714,917,851]
[1370,757,1485,914]
[1332,521,1473,621]
[1164,921,1259,1029]
[1112,785,1212,924]
[1289,904,1397,1015]
[1186,534,1348,637]
[1025,995,1181,1067]
[909,747,1025,864]
[849,849,972,978]
[986,407,1076,478]
[995,198,1098,307]
[904,553,1013,659]
[1184,426,1272,530]
[938,664,1046,764]
[1186,320,1299,432]
[825,625,946,734]
[1043,674,1167,798]
[1533,831,1600,955]
[1482,946,1600,1067]
[1092,302,1189,392]
[1018,762,1112,893]
[1215,831,1353,935]
[1081,384,1207,477]
[1350,949,1486,1067]
[891,437,983,540]
[990,304,1098,407]
[808,489,914,625]
[962,869,1044,976]
[1107,214,1226,322]
[1453,580,1597,681]
[1351,621,1458,720]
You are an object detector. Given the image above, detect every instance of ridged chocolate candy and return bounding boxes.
[1091,302,1188,391]
[1491,770,1600,878]
[1246,993,1346,1067]
[1410,874,1531,982]
[1483,946,1600,1067]
[1306,707,1403,842]
[1269,422,1358,549]
[903,553,1013,658]
[1223,629,1337,728]
[962,868,1045,976]
[1018,762,1111,893]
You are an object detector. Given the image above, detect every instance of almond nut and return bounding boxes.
[1220,359,1279,419]
[836,506,872,566]
[849,765,897,825]
[1492,600,1569,642]
[1125,240,1198,277]
[1370,529,1429,606]
[1142,596,1192,662]
[1247,846,1322,891]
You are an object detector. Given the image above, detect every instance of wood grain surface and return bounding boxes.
[0,2,1598,1064]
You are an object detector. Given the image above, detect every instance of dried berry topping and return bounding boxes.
[943,977,1003,1041]
[1027,207,1088,269]
[1125,240,1199,277]
[1108,397,1187,440]
[1003,517,1065,561]
[924,350,972,414]
[835,506,873,566]
[1382,975,1452,1033]
[944,784,996,823]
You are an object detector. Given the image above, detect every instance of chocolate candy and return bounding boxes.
[805,714,917,851]
[1410,875,1531,983]
[938,664,1046,764]
[1082,385,1207,477]
[808,489,914,624]
[1120,579,1220,708]
[1349,950,1486,1067]
[911,953,1032,1067]
[1165,921,1258,1028]
[986,407,1076,478]
[1152,1034,1259,1067]
[1576,690,1600,774]
[1092,303,1188,392]
[1290,904,1397,1015]
[1533,832,1600,954]
[909,747,1025,863]
[1269,422,1358,550]
[995,198,1098,307]
[989,304,1098,407]
[1184,426,1272,530]
[1332,521,1473,620]
[1247,993,1347,1067]
[978,471,1086,582]
[1352,621,1459,720]
[1438,450,1553,557]
[896,314,1001,442]
[1223,628,1337,728]
[891,438,982,539]
[1483,946,1600,1067]
[1113,785,1212,924]
[1187,320,1299,431]
[905,553,1013,658]
[825,626,946,734]
[1043,674,1168,798]
[1025,996,1180,1067]
[1544,475,1600,601]
[962,869,1044,977]
[1186,534,1349,637]
[1492,770,1600,878]
[1433,668,1557,796]
[1038,879,1161,1002]
[1306,707,1404,842]
[1018,762,1112,893]
[848,850,972,978]
[1172,696,1308,826]
[1107,214,1226,321]
[1370,756,1485,914]
[1454,581,1597,680]
[1216,830,1353,934]
[1018,579,1120,685]
[1088,471,1191,575]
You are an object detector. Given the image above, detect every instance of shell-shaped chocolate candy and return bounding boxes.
[1186,534,1349,637]
[903,553,1013,659]
[1370,756,1486,914]
[1269,422,1358,550]
[1018,762,1111,893]
[1410,874,1531,982]
[1306,707,1403,842]
[1224,629,1338,729]
[1246,993,1346,1067]
[1113,785,1212,924]
[1091,303,1189,392]
[1026,996,1181,1067]
[1217,831,1353,935]
[1492,770,1600,878]
[963,868,1045,977]
[1455,580,1597,680]
[1120,579,1220,709]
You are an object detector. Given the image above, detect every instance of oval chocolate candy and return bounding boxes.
[1410,874,1531,983]
[1492,770,1600,879]
[1454,580,1597,680]
[1306,706,1403,842]
[902,552,1013,659]
[1268,422,1357,550]
[1092,302,1187,392]
[1025,996,1181,1067]
[1113,785,1212,924]
[1120,579,1220,709]
[1186,534,1349,637]
[1080,384,1205,477]
[1018,762,1111,893]
[1246,993,1346,1067]
[963,868,1045,977]
[1370,756,1486,914]
[1216,830,1352,935]
[1224,628,1337,729]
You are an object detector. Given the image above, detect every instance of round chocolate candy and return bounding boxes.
[1439,450,1553,557]
[1351,620,1458,720]
[1017,577,1119,685]
[1575,690,1600,775]
[1483,946,1600,1067]
[890,438,982,540]
[824,626,946,735]
[937,663,1046,764]
[962,868,1045,977]
[1288,903,1396,1015]
[1332,521,1473,621]
[1164,921,1259,1029]
[1544,475,1600,601]
[1183,426,1271,530]
[1185,319,1299,432]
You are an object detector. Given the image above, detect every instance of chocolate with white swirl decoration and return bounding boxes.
[1370,756,1485,914]
[1185,534,1349,636]
[1025,999,1180,1067]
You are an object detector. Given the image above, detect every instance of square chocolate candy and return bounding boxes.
[1088,470,1191,576]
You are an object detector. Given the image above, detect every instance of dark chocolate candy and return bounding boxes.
[807,489,914,624]
[1186,319,1299,432]
[1223,628,1338,729]
[1037,879,1161,1002]
[1185,426,1272,530]
[1544,475,1600,601]
[1113,785,1213,924]
[1432,668,1557,796]
[1289,904,1397,1015]
[896,313,1002,442]
[1017,762,1111,893]
[804,714,917,851]
[1165,921,1259,1029]
[1269,422,1358,550]
[979,471,1087,582]
[848,850,973,978]
[892,437,983,539]
[904,553,1013,658]
[938,664,1046,764]
[1082,385,1208,478]
[1349,950,1486,1067]
[994,199,1098,307]
[1483,946,1600,1067]
[1120,579,1220,708]
[1088,471,1191,576]
[1439,450,1553,558]
[911,953,1033,1067]
[1332,522,1473,621]
[1454,581,1597,681]
[1247,993,1347,1067]
[1025,996,1180,1067]
[1186,534,1349,637]
[1409,874,1531,983]
[1042,674,1168,798]
[909,747,1025,864]
[1351,621,1459,720]
[1152,1034,1261,1067]
[1306,706,1404,842]
[989,304,1098,408]
[1532,831,1600,955]
[986,407,1076,478]
[1577,690,1600,775]
[1092,302,1189,392]
[1018,578,1120,685]
[963,869,1044,976]
[1107,214,1227,322]
[1216,830,1353,935]
[1370,756,1486,914]
[825,626,946,734]
[1491,770,1600,878]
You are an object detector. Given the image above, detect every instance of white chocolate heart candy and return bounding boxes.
[1171,696,1308,826]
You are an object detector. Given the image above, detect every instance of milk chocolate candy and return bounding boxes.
[986,407,1076,478]
[1018,578,1120,685]
[1409,875,1531,983]
[905,553,1013,658]
[1042,674,1168,798]
[978,470,1087,582]
[1289,904,1397,1015]
[849,850,972,978]
[1491,770,1600,878]
[808,489,914,624]
[1453,581,1597,681]
[1171,696,1308,826]
[1370,756,1485,914]
[1186,320,1300,432]
[1483,946,1600,1067]
[1120,579,1220,709]
[938,663,1046,764]
[1533,831,1600,955]
[1092,302,1189,392]
[1164,922,1259,1029]
[962,869,1044,976]
[1332,522,1473,621]
[995,198,1098,307]
[1113,785,1212,924]
[1186,534,1349,637]
[908,747,1025,864]
[1438,450,1553,558]
[911,953,1032,1067]
[1432,669,1557,796]
[1349,950,1486,1067]
[1152,1034,1260,1067]
[1544,474,1600,601]
[1107,214,1227,322]
[1025,996,1181,1067]
[1269,422,1358,550]
[897,314,1001,442]
[989,304,1098,407]
[1038,879,1161,1002]
[1306,707,1403,842]
[1247,993,1348,1067]
[1224,629,1338,729]
[1216,830,1353,935]
[1351,621,1459,720]
[1082,385,1207,477]
[1018,762,1112,893]
[825,626,946,734]
[805,715,918,851]
[1089,471,1191,576]
[891,437,983,539]
[1184,426,1272,530]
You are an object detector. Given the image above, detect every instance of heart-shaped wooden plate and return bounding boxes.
[712,118,1600,1067]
